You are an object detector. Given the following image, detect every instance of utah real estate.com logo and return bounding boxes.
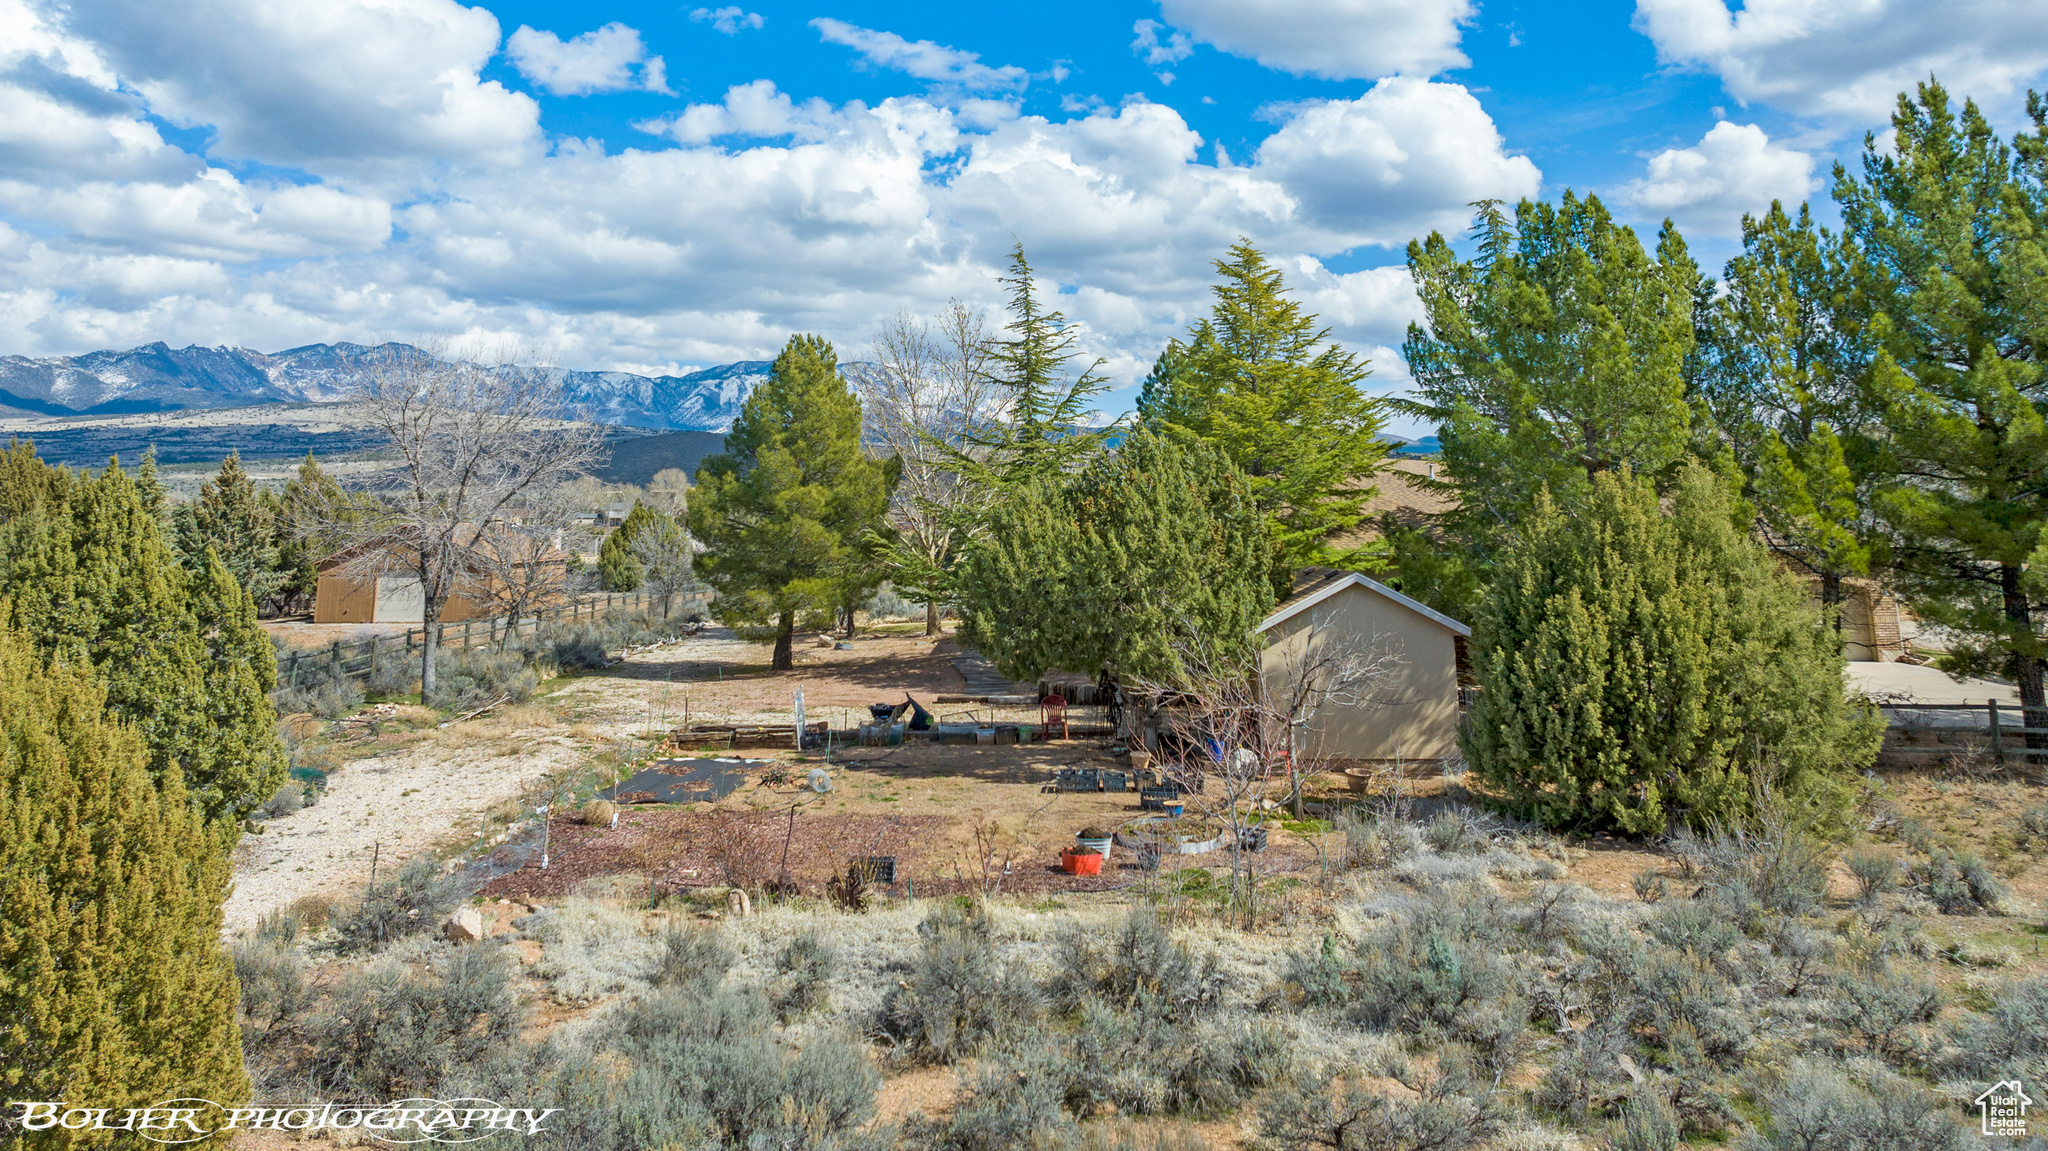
[1978,1080,2032,1138]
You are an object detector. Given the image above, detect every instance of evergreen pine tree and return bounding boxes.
[1464,464,1880,833]
[598,502,659,590]
[1835,80,2048,745]
[1703,201,1878,624]
[135,445,167,525]
[957,428,1275,686]
[174,451,285,609]
[689,335,894,670]
[1404,194,1703,553]
[1147,241,1389,582]
[0,627,249,1120]
[951,245,1113,492]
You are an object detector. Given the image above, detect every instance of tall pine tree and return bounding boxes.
[174,451,286,610]
[1464,465,1880,834]
[0,627,248,1123]
[1703,201,1878,623]
[689,335,894,670]
[1144,241,1389,585]
[1404,194,1703,555]
[1836,80,2048,746]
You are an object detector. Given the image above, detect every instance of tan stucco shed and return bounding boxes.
[1258,567,1470,764]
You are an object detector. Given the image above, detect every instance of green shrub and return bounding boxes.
[1646,901,1741,959]
[1910,848,2009,914]
[304,945,523,1097]
[257,778,309,820]
[772,931,837,1021]
[1049,908,1221,1020]
[1462,466,1877,833]
[1255,1055,1507,1151]
[1533,1023,1627,1123]
[367,645,418,696]
[233,936,310,1054]
[1826,970,1942,1061]
[1746,1060,1972,1151]
[654,924,736,992]
[1610,1082,1681,1151]
[1845,847,1898,905]
[1425,808,1489,854]
[1949,976,2048,1077]
[535,984,879,1150]
[429,646,538,709]
[327,856,464,954]
[882,903,1042,1064]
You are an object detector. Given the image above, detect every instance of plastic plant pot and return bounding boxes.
[1162,803,1185,817]
[1060,848,1104,876]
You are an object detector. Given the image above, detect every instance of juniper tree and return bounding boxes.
[1464,464,1880,834]
[599,501,660,591]
[0,452,285,822]
[957,428,1274,686]
[1835,80,2048,746]
[1144,241,1389,583]
[0,627,249,1116]
[690,335,894,670]
[174,451,286,609]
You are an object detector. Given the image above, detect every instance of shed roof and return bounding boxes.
[1259,566,1471,638]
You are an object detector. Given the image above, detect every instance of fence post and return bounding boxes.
[1990,699,2005,764]
[287,651,300,687]
[329,640,342,677]
[462,620,473,649]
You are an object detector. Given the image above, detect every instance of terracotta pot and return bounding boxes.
[1060,848,1104,876]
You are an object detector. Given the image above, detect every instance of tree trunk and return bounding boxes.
[2004,564,2046,753]
[421,606,441,702]
[772,609,795,672]
[1820,570,1843,637]
[925,600,941,637]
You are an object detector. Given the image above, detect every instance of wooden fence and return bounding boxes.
[278,584,712,687]
[1879,700,2048,764]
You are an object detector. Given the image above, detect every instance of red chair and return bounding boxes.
[1040,694,1069,740]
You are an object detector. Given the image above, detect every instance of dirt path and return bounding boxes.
[226,626,985,934]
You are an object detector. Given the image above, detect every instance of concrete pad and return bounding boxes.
[1847,662,2018,705]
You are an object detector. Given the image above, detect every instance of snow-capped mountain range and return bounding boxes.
[0,341,830,431]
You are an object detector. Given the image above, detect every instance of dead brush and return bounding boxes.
[707,809,777,892]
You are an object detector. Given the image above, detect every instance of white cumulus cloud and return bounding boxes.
[53,0,541,176]
[1623,121,1816,237]
[690,8,764,35]
[1253,78,1543,245]
[1635,0,2048,120]
[1156,0,1473,80]
[811,18,1027,91]
[0,0,1546,415]
[508,22,672,97]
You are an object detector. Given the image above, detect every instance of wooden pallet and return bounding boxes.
[671,721,828,749]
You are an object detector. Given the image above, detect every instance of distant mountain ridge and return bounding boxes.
[0,341,824,432]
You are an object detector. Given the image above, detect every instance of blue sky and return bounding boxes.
[4,0,2048,432]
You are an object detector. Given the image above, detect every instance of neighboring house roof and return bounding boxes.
[1259,565,1472,638]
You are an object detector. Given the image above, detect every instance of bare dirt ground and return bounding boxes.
[228,624,1029,932]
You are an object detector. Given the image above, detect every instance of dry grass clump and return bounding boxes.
[581,798,618,826]
[527,898,664,1001]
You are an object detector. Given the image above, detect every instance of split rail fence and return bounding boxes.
[278,584,712,688]
[1880,700,2048,764]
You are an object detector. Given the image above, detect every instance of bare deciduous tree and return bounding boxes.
[341,343,605,699]
[1134,623,1399,926]
[862,301,1002,635]
[629,511,695,620]
[1267,612,1405,815]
